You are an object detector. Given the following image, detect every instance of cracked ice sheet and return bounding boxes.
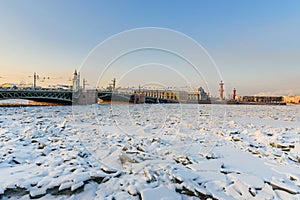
[0,104,300,199]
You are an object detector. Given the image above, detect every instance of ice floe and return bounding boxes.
[0,104,299,199]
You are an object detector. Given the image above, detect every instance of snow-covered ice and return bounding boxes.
[0,104,299,199]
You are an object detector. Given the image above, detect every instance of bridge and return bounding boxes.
[0,89,73,104]
[0,89,173,105]
[0,70,97,105]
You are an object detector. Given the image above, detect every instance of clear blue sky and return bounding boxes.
[0,0,299,96]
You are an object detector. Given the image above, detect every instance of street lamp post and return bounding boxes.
[33,73,38,89]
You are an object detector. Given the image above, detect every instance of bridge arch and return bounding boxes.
[0,89,73,104]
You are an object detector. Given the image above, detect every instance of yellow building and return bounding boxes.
[116,87,209,103]
[283,96,300,104]
[1,83,17,89]
[143,89,180,102]
[142,87,208,103]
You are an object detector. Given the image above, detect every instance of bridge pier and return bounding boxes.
[72,90,97,105]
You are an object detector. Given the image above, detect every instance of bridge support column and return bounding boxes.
[73,90,97,105]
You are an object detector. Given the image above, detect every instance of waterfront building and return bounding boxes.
[237,96,284,103]
[116,87,209,103]
[1,83,17,89]
[283,96,300,104]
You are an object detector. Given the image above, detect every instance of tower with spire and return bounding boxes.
[72,70,80,92]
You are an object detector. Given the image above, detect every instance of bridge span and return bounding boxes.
[0,89,73,104]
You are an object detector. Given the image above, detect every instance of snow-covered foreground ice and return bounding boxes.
[0,104,299,199]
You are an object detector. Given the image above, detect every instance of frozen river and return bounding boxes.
[0,104,299,199]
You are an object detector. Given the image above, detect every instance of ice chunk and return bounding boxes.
[0,185,4,195]
[270,178,299,195]
[73,172,90,183]
[59,181,73,191]
[141,185,181,200]
[229,173,265,189]
[30,187,46,198]
[71,181,84,191]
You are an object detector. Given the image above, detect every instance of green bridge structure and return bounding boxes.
[0,89,73,104]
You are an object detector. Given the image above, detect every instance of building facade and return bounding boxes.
[283,96,300,104]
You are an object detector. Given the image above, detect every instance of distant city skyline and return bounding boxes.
[0,1,299,96]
